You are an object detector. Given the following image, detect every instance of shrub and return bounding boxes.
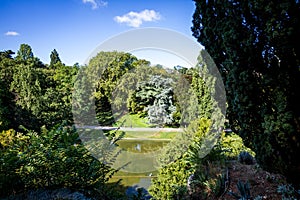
[0,124,125,199]
[149,157,193,200]
[0,129,29,197]
[220,131,255,160]
[238,151,255,165]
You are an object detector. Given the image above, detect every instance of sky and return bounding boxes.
[0,0,199,67]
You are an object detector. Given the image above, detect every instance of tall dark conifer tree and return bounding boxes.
[192,0,300,182]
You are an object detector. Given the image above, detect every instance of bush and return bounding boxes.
[238,151,255,165]
[0,129,29,196]
[0,124,125,199]
[149,157,193,200]
[220,131,255,160]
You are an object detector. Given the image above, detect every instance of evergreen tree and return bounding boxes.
[0,51,16,131]
[49,49,61,68]
[192,0,300,181]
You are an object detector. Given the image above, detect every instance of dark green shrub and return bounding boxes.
[238,151,255,165]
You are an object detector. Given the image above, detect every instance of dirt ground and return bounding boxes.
[220,161,287,200]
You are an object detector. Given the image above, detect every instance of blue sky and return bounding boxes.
[0,0,198,67]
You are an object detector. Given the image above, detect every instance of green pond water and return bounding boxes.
[109,139,170,189]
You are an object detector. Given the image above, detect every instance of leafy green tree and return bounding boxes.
[10,44,78,130]
[81,51,150,125]
[16,44,34,62]
[10,63,44,130]
[192,0,300,181]
[42,63,78,126]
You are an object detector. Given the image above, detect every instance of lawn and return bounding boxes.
[114,114,151,128]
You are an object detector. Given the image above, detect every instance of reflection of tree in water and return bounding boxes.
[118,140,169,153]
[142,141,169,153]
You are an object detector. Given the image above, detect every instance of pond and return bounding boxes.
[109,139,170,190]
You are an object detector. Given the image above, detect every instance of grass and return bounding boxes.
[149,131,178,139]
[114,114,151,128]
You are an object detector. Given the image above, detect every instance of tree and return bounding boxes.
[128,75,177,126]
[10,63,44,130]
[145,76,176,126]
[192,0,300,182]
[10,44,78,130]
[16,44,34,61]
[49,49,61,68]
[0,51,16,131]
[43,63,78,126]
[81,51,151,125]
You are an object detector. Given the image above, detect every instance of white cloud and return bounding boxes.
[5,31,20,36]
[82,0,107,9]
[114,9,161,28]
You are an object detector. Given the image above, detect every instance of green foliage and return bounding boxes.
[149,157,193,200]
[0,44,78,131]
[187,118,218,166]
[189,166,226,199]
[16,44,34,62]
[220,132,255,160]
[190,66,213,120]
[139,75,176,126]
[10,64,77,130]
[0,129,29,196]
[151,118,226,199]
[0,125,124,199]
[185,118,227,199]
[128,75,176,123]
[156,131,191,167]
[0,50,16,131]
[228,180,251,200]
[87,51,141,125]
[192,0,300,181]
